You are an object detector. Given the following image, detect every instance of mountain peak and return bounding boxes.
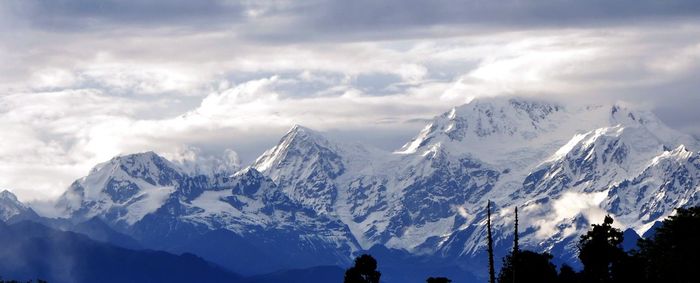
[285,124,325,141]
[607,103,656,127]
[670,144,690,154]
[113,151,166,165]
[0,189,36,222]
[397,96,564,155]
[94,151,184,184]
[251,124,346,213]
[651,144,694,165]
[90,151,170,173]
[253,125,334,172]
[57,150,186,225]
[0,190,20,203]
[232,166,265,179]
[289,123,310,133]
[116,151,159,160]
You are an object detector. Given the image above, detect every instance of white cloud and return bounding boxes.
[1,10,700,203]
[532,191,610,239]
[31,68,79,89]
[165,146,240,176]
[647,43,700,74]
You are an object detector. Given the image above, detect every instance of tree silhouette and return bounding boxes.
[497,252,515,283]
[486,201,496,283]
[498,248,559,283]
[491,206,700,283]
[557,264,579,283]
[577,215,624,283]
[512,206,519,283]
[497,206,520,283]
[612,251,645,283]
[635,206,700,283]
[513,206,519,256]
[499,250,558,283]
[337,207,700,283]
[344,254,381,283]
[426,277,452,283]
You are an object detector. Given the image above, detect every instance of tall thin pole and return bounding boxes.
[513,206,519,283]
[487,201,496,283]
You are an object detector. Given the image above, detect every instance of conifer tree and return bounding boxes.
[557,264,579,283]
[497,206,524,283]
[344,254,381,283]
[635,206,700,283]
[487,201,496,283]
[512,206,519,283]
[578,215,624,283]
[513,207,519,255]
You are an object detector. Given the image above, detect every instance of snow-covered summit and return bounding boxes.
[252,125,350,214]
[57,151,186,225]
[254,125,341,172]
[523,124,673,197]
[398,97,693,168]
[0,189,38,222]
[397,97,565,154]
[88,151,184,184]
[606,145,700,234]
[0,190,22,203]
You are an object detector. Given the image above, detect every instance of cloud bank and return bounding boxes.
[1,0,700,201]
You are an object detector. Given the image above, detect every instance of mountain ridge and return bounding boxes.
[5,96,697,281]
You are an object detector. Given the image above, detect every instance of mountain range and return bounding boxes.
[1,96,698,283]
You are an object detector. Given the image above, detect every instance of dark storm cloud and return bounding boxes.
[270,0,700,41]
[311,0,700,28]
[2,0,247,31]
[4,0,700,39]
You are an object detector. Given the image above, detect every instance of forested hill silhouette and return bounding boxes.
[343,205,700,283]
[0,221,241,283]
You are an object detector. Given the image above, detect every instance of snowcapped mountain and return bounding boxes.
[29,96,699,278]
[54,147,360,273]
[253,125,349,214]
[606,145,700,233]
[57,151,190,227]
[523,124,669,198]
[0,190,39,222]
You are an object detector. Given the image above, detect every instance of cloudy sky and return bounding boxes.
[1,0,700,201]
